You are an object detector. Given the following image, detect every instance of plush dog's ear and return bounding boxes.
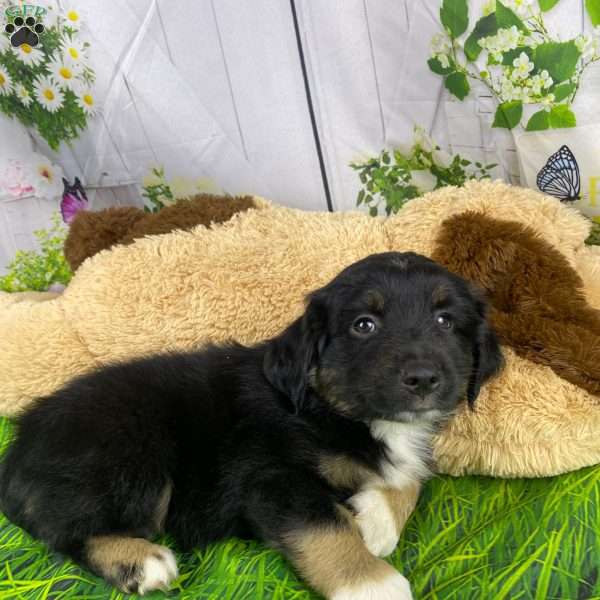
[467,294,504,407]
[263,293,328,414]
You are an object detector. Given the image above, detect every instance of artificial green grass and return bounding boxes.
[1,415,599,599]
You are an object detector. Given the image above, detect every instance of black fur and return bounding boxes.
[0,252,502,591]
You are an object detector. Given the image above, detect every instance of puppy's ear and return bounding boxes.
[263,293,328,413]
[467,292,503,407]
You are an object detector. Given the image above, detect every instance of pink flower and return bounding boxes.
[0,160,35,199]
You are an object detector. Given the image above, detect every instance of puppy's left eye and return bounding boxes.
[436,314,453,329]
[352,316,377,335]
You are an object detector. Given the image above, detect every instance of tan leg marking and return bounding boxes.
[380,481,421,533]
[318,454,380,490]
[285,506,405,599]
[86,536,178,595]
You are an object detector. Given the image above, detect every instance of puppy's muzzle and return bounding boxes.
[400,360,441,402]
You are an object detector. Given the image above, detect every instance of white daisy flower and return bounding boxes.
[32,159,64,199]
[12,42,45,66]
[0,31,10,53]
[75,88,97,115]
[430,33,451,57]
[16,84,33,106]
[61,38,87,64]
[34,77,64,112]
[0,66,13,95]
[505,0,535,18]
[62,6,83,30]
[48,58,81,91]
[170,176,197,200]
[432,149,453,168]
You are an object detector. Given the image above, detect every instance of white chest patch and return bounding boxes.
[370,420,433,489]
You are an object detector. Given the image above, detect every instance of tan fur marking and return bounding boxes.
[154,481,172,532]
[86,536,160,577]
[318,454,380,490]
[364,289,385,313]
[380,482,421,533]
[432,285,448,305]
[286,513,396,598]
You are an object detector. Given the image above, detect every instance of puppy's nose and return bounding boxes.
[401,365,440,396]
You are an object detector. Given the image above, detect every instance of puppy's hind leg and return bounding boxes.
[244,471,413,600]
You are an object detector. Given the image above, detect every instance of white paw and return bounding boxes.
[332,572,413,600]
[349,488,399,557]
[138,546,178,595]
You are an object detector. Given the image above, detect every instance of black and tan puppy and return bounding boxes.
[0,252,502,600]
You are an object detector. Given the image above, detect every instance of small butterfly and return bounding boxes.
[536,145,580,203]
[61,177,88,224]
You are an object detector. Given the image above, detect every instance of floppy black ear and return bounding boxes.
[263,294,328,413]
[467,297,503,407]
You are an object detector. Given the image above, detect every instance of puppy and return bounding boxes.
[0,252,502,599]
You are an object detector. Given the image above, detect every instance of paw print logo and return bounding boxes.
[5,16,44,48]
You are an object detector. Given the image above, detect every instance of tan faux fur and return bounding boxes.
[1,181,599,478]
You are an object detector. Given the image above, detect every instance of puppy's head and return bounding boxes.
[264,252,503,423]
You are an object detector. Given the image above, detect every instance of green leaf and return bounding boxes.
[549,104,576,128]
[539,0,560,10]
[533,41,581,83]
[464,13,498,61]
[369,206,378,217]
[440,0,469,38]
[551,82,576,102]
[445,71,470,100]
[428,57,454,75]
[357,190,365,205]
[586,0,600,25]
[496,0,528,32]
[525,109,550,131]
[492,101,523,129]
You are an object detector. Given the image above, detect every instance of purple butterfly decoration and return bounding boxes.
[61,177,89,224]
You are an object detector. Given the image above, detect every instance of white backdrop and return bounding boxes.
[1,0,599,272]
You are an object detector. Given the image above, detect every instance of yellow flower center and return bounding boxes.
[39,167,52,181]
[67,10,79,22]
[68,47,79,59]
[59,67,73,79]
[0,74,5,86]
[44,88,55,101]
[83,93,93,106]
[21,44,32,54]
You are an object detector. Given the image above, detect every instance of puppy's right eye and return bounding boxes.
[352,317,377,335]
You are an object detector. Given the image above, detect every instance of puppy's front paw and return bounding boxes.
[137,546,178,595]
[332,572,413,600]
[348,488,399,557]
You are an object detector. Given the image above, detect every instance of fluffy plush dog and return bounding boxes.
[0,252,502,599]
[63,194,259,271]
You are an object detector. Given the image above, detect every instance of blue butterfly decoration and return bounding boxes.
[536,145,580,202]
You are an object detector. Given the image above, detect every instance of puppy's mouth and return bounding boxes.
[391,408,449,424]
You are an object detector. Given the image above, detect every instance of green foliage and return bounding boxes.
[586,220,600,245]
[445,71,471,99]
[428,0,600,131]
[586,0,600,25]
[440,0,469,38]
[549,104,576,127]
[141,167,175,213]
[492,100,523,129]
[496,0,528,32]
[526,108,550,130]
[533,41,581,83]
[351,128,496,216]
[539,0,560,10]
[428,56,455,74]
[0,214,72,292]
[0,415,599,598]
[464,14,498,60]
